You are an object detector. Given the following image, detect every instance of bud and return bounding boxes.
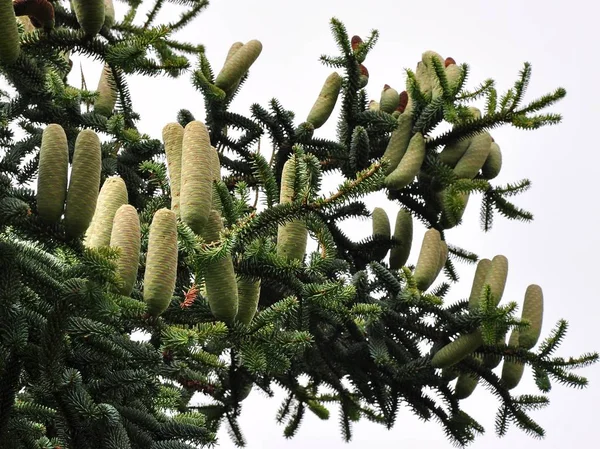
[445,57,456,67]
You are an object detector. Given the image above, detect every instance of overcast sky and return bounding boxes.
[50,0,600,447]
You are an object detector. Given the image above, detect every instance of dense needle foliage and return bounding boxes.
[0,1,596,448]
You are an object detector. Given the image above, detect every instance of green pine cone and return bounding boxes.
[468,258,492,308]
[143,208,178,317]
[226,42,244,61]
[413,228,442,291]
[306,72,343,129]
[433,240,448,281]
[453,132,493,179]
[64,129,102,238]
[221,41,245,96]
[481,141,503,179]
[389,208,413,269]
[501,329,524,389]
[519,284,544,349]
[83,176,128,248]
[277,156,308,262]
[482,335,504,369]
[236,276,261,325]
[483,255,509,306]
[432,330,483,369]
[110,204,140,296]
[368,100,380,111]
[454,372,479,400]
[37,124,69,224]
[0,0,21,66]
[210,146,222,212]
[384,132,426,190]
[94,64,117,117]
[439,189,470,229]
[381,112,413,175]
[445,62,463,88]
[203,210,239,324]
[72,0,105,36]
[379,84,400,113]
[103,0,115,28]
[180,121,213,234]
[214,40,263,93]
[162,122,184,217]
[417,50,444,97]
[372,207,391,261]
[438,139,471,168]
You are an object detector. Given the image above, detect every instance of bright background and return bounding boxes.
[24,0,600,447]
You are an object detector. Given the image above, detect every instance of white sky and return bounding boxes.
[10,0,600,447]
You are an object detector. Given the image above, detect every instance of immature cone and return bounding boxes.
[351,35,363,49]
[416,51,444,98]
[482,255,509,306]
[37,124,69,224]
[433,240,448,282]
[385,132,426,190]
[209,146,222,212]
[382,112,413,175]
[72,0,105,36]
[221,41,244,96]
[481,141,503,179]
[453,132,493,179]
[203,210,239,323]
[94,64,118,117]
[162,123,184,216]
[368,100,380,112]
[0,0,21,65]
[236,277,261,325]
[439,189,470,229]
[13,0,55,30]
[226,41,244,61]
[501,328,525,389]
[84,176,128,248]
[389,208,413,269]
[306,72,343,129]
[413,228,442,291]
[110,205,140,296]
[358,64,369,88]
[468,259,492,307]
[180,121,213,234]
[438,139,471,168]
[103,0,115,28]
[445,62,463,88]
[379,84,400,114]
[277,156,308,262]
[143,209,178,317]
[372,207,391,261]
[455,372,479,399]
[64,130,102,238]
[501,285,544,389]
[519,284,544,349]
[431,330,483,369]
[214,40,263,93]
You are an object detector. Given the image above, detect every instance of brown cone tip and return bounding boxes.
[351,35,363,51]
[359,64,369,77]
[383,84,391,91]
[14,0,55,29]
[445,57,456,67]
[397,90,409,112]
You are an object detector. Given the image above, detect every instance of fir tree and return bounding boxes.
[0,1,597,448]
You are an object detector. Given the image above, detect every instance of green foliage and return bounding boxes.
[0,2,596,449]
